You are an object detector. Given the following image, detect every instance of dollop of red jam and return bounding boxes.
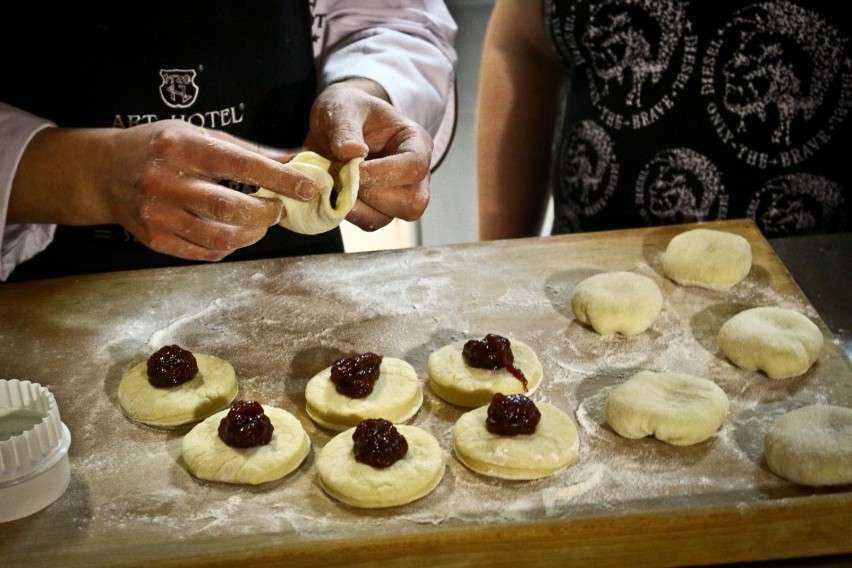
[462,334,529,390]
[218,400,274,448]
[146,344,198,388]
[330,352,383,398]
[352,418,408,468]
[486,393,541,436]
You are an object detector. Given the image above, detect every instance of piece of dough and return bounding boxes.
[764,405,852,487]
[118,353,238,427]
[316,424,445,508]
[181,405,310,485]
[604,370,730,446]
[452,401,580,480]
[663,228,752,290]
[427,338,543,408]
[570,271,663,336]
[305,357,423,431]
[253,151,363,235]
[718,306,824,379]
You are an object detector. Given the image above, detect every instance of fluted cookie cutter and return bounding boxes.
[0,379,72,522]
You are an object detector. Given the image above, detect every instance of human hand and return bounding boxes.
[12,120,318,261]
[303,79,434,231]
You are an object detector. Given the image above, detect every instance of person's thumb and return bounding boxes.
[330,116,369,162]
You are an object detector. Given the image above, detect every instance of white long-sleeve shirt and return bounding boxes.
[0,0,457,281]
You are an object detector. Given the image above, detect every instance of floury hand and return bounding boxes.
[8,120,320,261]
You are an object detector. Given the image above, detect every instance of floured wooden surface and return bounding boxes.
[1,220,850,567]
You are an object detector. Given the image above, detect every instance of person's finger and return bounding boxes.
[203,128,302,163]
[320,106,370,162]
[152,178,283,227]
[171,214,268,251]
[355,153,431,222]
[355,181,430,223]
[128,204,268,261]
[358,151,431,191]
[345,199,394,232]
[178,132,318,200]
[362,121,432,163]
[144,233,234,262]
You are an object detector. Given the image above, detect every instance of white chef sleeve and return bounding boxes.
[0,103,56,281]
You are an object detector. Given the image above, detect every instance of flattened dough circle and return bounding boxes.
[427,338,543,408]
[254,151,363,235]
[118,353,238,427]
[452,401,580,480]
[316,424,445,508]
[764,405,852,487]
[663,228,752,290]
[571,271,663,336]
[718,306,823,379]
[181,405,310,485]
[305,357,423,432]
[604,370,729,446]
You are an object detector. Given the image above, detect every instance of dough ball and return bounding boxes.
[452,401,580,480]
[427,338,543,408]
[663,228,752,290]
[118,353,238,427]
[316,424,445,508]
[764,405,852,487]
[181,405,310,485]
[605,370,729,446]
[253,151,363,235]
[718,306,823,379]
[305,357,423,432]
[570,271,663,336]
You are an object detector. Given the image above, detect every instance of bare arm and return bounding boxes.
[476,0,565,240]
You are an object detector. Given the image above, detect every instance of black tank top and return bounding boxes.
[3,2,342,281]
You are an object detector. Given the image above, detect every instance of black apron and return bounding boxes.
[3,2,342,281]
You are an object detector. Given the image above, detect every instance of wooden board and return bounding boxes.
[1,219,850,567]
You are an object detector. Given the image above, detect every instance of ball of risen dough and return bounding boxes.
[427,338,543,408]
[605,370,729,446]
[571,272,663,336]
[764,405,852,487]
[181,405,310,485]
[663,229,752,290]
[118,353,238,427]
[253,151,363,235]
[305,357,423,432]
[316,424,445,508]
[718,307,823,379]
[452,401,580,480]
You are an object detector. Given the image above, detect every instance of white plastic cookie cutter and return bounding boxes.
[0,379,72,522]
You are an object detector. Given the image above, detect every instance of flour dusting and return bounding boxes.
[4,231,850,567]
